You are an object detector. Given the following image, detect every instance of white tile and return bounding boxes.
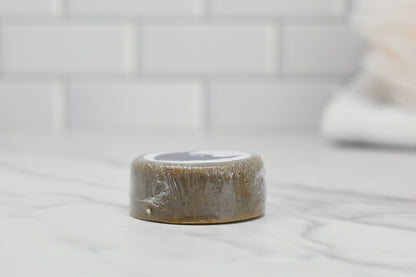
[211,0,345,17]
[0,82,55,129]
[283,25,363,75]
[1,23,137,74]
[351,0,381,13]
[209,81,334,131]
[0,0,57,16]
[68,0,196,16]
[142,24,274,74]
[69,81,200,131]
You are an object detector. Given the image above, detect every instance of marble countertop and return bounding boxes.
[1,133,415,277]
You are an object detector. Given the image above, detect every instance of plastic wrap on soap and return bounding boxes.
[129,151,265,224]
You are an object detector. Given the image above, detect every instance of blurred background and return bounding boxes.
[0,0,363,134]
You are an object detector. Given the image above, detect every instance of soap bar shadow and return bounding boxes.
[130,213,265,226]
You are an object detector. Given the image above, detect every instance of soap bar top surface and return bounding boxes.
[130,150,265,224]
[143,150,252,164]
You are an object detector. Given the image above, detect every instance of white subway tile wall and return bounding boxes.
[0,0,361,133]
[0,0,58,16]
[210,81,335,131]
[283,25,362,75]
[2,23,137,74]
[69,81,201,130]
[0,81,56,129]
[141,24,274,74]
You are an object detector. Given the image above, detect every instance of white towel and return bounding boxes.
[353,0,416,107]
[321,91,416,147]
[321,0,416,147]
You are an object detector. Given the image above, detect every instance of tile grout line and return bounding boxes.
[0,16,351,25]
[342,0,353,23]
[275,20,284,77]
[136,22,143,76]
[0,72,350,82]
[265,23,277,75]
[123,22,140,75]
[341,0,355,86]
[194,78,210,135]
[53,0,68,19]
[204,0,211,20]
[63,0,69,19]
[51,77,70,133]
[0,20,2,78]
[204,79,210,135]
[193,0,209,19]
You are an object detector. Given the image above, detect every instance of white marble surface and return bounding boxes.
[1,133,415,277]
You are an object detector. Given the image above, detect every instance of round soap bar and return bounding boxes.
[130,150,265,224]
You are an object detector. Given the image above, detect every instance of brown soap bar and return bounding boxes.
[130,150,265,224]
